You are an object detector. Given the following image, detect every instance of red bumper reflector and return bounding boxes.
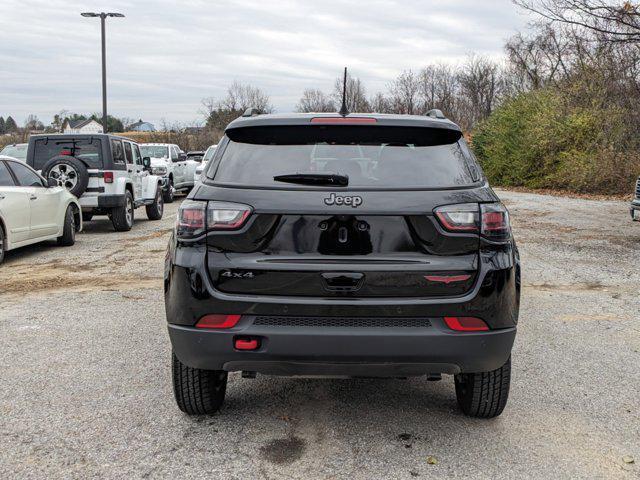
[424,274,472,284]
[196,314,241,329]
[444,316,489,332]
[235,338,259,350]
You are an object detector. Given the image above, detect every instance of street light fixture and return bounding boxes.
[81,12,125,133]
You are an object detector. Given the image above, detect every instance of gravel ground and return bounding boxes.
[0,189,638,479]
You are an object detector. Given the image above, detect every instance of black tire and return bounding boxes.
[82,212,93,222]
[146,186,164,220]
[42,156,89,198]
[172,351,227,415]
[454,357,511,418]
[163,177,175,204]
[111,191,134,232]
[57,205,76,246]
[0,226,5,265]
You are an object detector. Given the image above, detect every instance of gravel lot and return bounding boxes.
[1,189,638,479]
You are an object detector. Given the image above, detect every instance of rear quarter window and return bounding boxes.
[111,139,125,165]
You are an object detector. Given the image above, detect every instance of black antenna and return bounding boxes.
[339,67,349,116]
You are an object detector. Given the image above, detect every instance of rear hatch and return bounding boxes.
[199,120,489,298]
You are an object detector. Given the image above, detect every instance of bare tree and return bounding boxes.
[202,81,273,130]
[457,55,503,129]
[296,89,336,112]
[514,0,640,43]
[369,92,393,113]
[332,72,370,112]
[505,25,572,90]
[388,70,421,114]
[419,64,460,119]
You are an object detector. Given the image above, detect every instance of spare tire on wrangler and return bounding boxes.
[41,156,89,198]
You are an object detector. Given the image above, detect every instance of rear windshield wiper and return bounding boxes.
[273,173,349,186]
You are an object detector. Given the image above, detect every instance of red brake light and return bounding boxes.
[103,171,114,183]
[177,200,207,238]
[310,117,377,124]
[481,204,511,241]
[177,201,252,239]
[434,203,511,241]
[444,316,489,332]
[196,314,242,329]
[60,149,72,156]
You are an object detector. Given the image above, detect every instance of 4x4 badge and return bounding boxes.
[324,193,363,208]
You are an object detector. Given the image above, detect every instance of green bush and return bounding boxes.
[472,86,639,195]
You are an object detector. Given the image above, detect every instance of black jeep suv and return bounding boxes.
[165,111,520,418]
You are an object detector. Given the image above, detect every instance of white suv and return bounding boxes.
[140,143,200,203]
[26,134,164,232]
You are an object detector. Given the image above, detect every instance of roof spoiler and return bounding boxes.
[426,109,446,119]
[242,108,263,117]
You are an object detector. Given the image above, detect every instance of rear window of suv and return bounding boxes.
[33,138,103,170]
[209,126,480,189]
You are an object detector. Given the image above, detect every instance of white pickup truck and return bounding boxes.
[139,143,200,203]
[26,134,164,231]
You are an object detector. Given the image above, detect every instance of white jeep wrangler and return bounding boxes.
[26,134,165,231]
[139,143,200,203]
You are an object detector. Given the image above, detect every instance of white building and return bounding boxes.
[62,119,103,134]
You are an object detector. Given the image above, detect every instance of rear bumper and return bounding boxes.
[165,236,521,376]
[80,194,126,209]
[168,319,516,375]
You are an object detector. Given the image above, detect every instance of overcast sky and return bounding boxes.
[0,0,532,127]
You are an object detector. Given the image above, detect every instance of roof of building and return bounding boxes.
[65,118,101,129]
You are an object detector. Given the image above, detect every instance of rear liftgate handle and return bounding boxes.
[321,272,365,293]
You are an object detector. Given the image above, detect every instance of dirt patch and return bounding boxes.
[524,282,608,292]
[0,259,160,296]
[260,437,306,465]
[559,314,630,322]
[126,229,172,243]
[1,273,160,296]
[497,186,631,202]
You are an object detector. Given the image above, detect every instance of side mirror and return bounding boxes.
[178,153,187,162]
[47,177,58,188]
[142,157,151,169]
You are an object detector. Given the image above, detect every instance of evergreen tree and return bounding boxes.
[0,117,5,134]
[4,116,18,133]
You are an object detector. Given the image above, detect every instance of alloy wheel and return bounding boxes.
[49,164,79,190]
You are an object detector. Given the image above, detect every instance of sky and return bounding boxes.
[0,0,532,127]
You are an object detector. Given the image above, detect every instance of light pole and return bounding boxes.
[81,12,125,133]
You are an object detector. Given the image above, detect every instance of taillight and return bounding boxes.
[207,202,252,230]
[103,171,114,183]
[177,200,252,239]
[444,316,489,332]
[177,200,207,238]
[480,203,511,241]
[196,314,242,329]
[434,203,479,232]
[434,202,511,241]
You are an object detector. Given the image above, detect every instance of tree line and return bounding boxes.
[199,0,640,194]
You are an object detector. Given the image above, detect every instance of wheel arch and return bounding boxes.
[0,214,7,249]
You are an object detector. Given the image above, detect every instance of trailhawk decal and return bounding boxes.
[324,193,363,208]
